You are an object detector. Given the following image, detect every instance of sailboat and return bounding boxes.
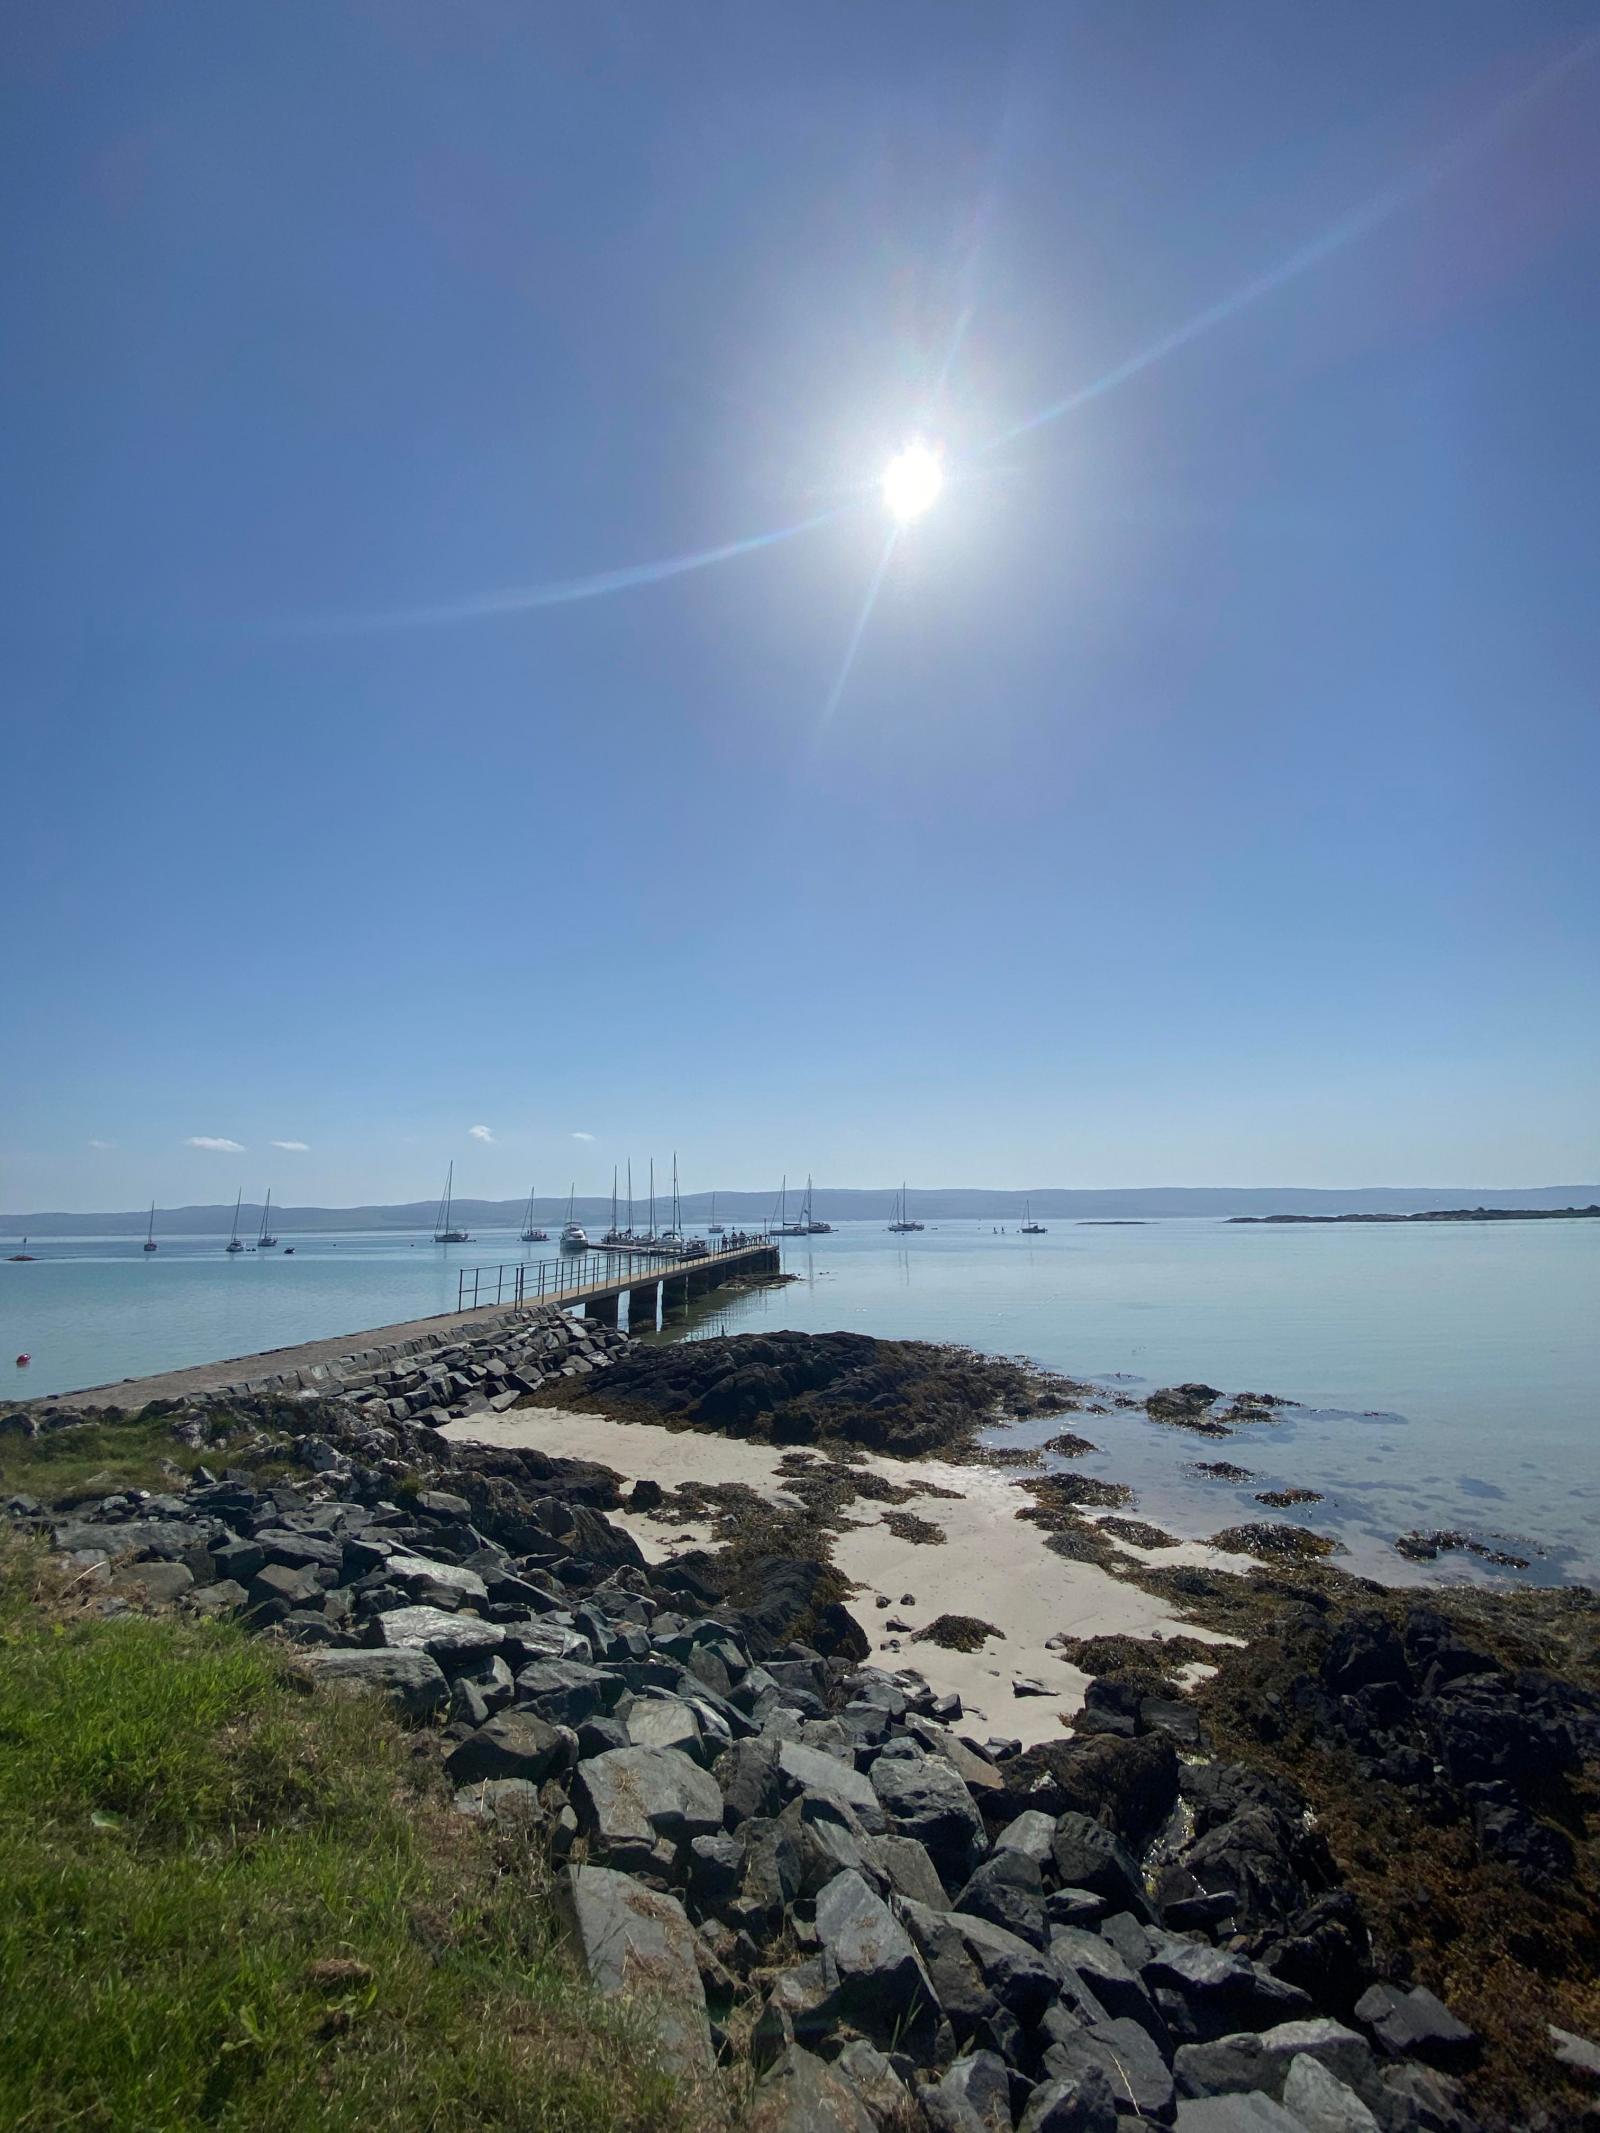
[143,1202,158,1253]
[801,1175,833,1234]
[707,1190,724,1238]
[520,1187,549,1243]
[657,1154,685,1247]
[225,1188,245,1252]
[257,1189,278,1249]
[560,1184,589,1253]
[887,1181,921,1234]
[1020,1199,1046,1235]
[433,1163,470,1244]
[601,1166,627,1247]
[776,1173,808,1237]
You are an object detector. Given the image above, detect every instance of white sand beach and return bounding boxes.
[445,1410,1247,1747]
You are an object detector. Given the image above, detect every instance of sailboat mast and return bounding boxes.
[627,1161,633,1233]
[612,1166,618,1235]
[232,1188,242,1242]
[649,1160,655,1237]
[147,1201,155,1244]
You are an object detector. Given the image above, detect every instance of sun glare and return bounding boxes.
[882,441,944,524]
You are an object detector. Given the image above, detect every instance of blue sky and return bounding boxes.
[5,2,1598,1212]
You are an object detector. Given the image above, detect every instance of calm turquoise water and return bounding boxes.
[3,1218,1595,1586]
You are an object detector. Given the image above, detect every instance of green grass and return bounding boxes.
[0,1408,294,1504]
[0,1540,707,2133]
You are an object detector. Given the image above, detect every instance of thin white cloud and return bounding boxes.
[571,1130,596,1142]
[87,1138,114,1150]
[271,1139,310,1152]
[469,1124,494,1142]
[186,1135,245,1153]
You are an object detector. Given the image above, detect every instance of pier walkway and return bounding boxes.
[454,1238,780,1325]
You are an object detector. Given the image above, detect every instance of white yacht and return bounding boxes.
[560,1184,589,1253]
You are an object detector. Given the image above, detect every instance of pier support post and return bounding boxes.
[662,1274,690,1320]
[626,1283,659,1334]
[586,1292,619,1327]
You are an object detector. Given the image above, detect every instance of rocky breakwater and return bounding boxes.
[14,1298,628,1431]
[0,1379,1543,2133]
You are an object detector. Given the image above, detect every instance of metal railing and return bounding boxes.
[454,1236,772,1314]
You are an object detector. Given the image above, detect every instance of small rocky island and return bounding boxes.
[1229,1206,1600,1224]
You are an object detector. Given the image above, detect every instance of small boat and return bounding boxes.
[433,1162,470,1244]
[225,1188,245,1252]
[258,1189,278,1249]
[560,1184,589,1253]
[283,1246,296,1255]
[707,1189,724,1238]
[1020,1199,1046,1235]
[143,1201,158,1252]
[519,1185,549,1243]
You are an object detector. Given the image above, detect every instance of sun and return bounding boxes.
[881,440,944,524]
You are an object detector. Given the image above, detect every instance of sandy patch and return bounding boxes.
[445,1410,1245,1748]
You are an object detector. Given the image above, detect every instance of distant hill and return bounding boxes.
[5,1184,1597,1238]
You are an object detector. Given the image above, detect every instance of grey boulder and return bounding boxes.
[554,1864,711,2074]
[304,1646,449,1719]
[1017,2065,1118,2133]
[1281,2055,1380,2133]
[871,1751,986,1888]
[573,1746,722,1868]
[444,1712,574,1785]
[923,2049,1015,2133]
[814,1867,939,2050]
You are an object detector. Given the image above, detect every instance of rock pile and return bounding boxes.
[2,1385,1511,2133]
[8,1300,625,1432]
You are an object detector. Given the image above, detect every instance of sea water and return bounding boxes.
[2,1217,1594,1586]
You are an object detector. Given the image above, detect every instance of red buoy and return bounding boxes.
[14,1353,30,1367]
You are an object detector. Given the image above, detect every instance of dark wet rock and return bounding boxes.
[917,1613,1006,1653]
[1145,1385,1226,1434]
[872,1752,986,1889]
[1353,1984,1477,2071]
[1209,1524,1337,1563]
[1038,1732,1180,1846]
[555,1864,712,2073]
